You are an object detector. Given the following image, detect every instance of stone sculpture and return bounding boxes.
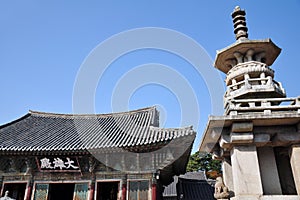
[0,191,16,200]
[214,177,230,199]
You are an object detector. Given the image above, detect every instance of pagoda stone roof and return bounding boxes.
[214,38,281,74]
[0,107,195,154]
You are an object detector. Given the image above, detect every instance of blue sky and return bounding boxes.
[0,1,299,152]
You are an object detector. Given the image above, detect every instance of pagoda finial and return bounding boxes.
[231,6,248,40]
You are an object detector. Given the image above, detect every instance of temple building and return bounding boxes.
[0,106,196,200]
[200,6,300,200]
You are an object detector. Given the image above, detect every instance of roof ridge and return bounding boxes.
[149,125,193,131]
[29,106,157,118]
[0,113,31,129]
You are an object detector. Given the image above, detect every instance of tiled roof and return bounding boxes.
[0,107,195,153]
[179,171,207,180]
[163,171,208,197]
[177,178,215,200]
[163,171,215,200]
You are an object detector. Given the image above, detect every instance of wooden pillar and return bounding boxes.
[122,183,126,200]
[152,173,157,200]
[89,156,96,200]
[122,175,127,200]
[24,180,33,200]
[151,183,156,200]
[89,180,95,200]
[0,176,3,196]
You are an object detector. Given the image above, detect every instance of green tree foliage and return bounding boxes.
[186,151,221,174]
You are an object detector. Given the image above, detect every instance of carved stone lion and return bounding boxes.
[214,177,230,199]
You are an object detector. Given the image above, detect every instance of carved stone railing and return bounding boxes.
[225,97,300,115]
[225,61,274,85]
[225,77,286,100]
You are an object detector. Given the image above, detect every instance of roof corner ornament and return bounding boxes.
[232,6,248,40]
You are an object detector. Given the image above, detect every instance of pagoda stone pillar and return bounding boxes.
[257,147,282,195]
[222,158,234,192]
[290,144,300,195]
[231,145,263,199]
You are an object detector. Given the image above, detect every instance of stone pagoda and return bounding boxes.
[200,6,300,200]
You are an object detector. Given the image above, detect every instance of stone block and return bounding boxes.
[254,134,270,146]
[231,145,263,196]
[231,195,300,200]
[257,147,282,195]
[204,143,216,152]
[290,145,300,195]
[273,132,300,146]
[230,132,254,143]
[222,159,234,192]
[230,195,260,200]
[260,195,300,200]
[220,134,231,148]
[232,122,253,132]
[211,127,223,140]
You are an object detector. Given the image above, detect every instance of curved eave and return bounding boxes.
[214,38,281,74]
[0,113,31,129]
[199,113,300,153]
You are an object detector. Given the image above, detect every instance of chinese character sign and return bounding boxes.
[38,157,80,171]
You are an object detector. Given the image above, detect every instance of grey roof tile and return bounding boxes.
[0,107,195,153]
[163,171,215,199]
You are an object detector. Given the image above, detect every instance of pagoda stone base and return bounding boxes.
[291,145,300,194]
[231,195,260,200]
[231,196,300,200]
[260,196,300,200]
